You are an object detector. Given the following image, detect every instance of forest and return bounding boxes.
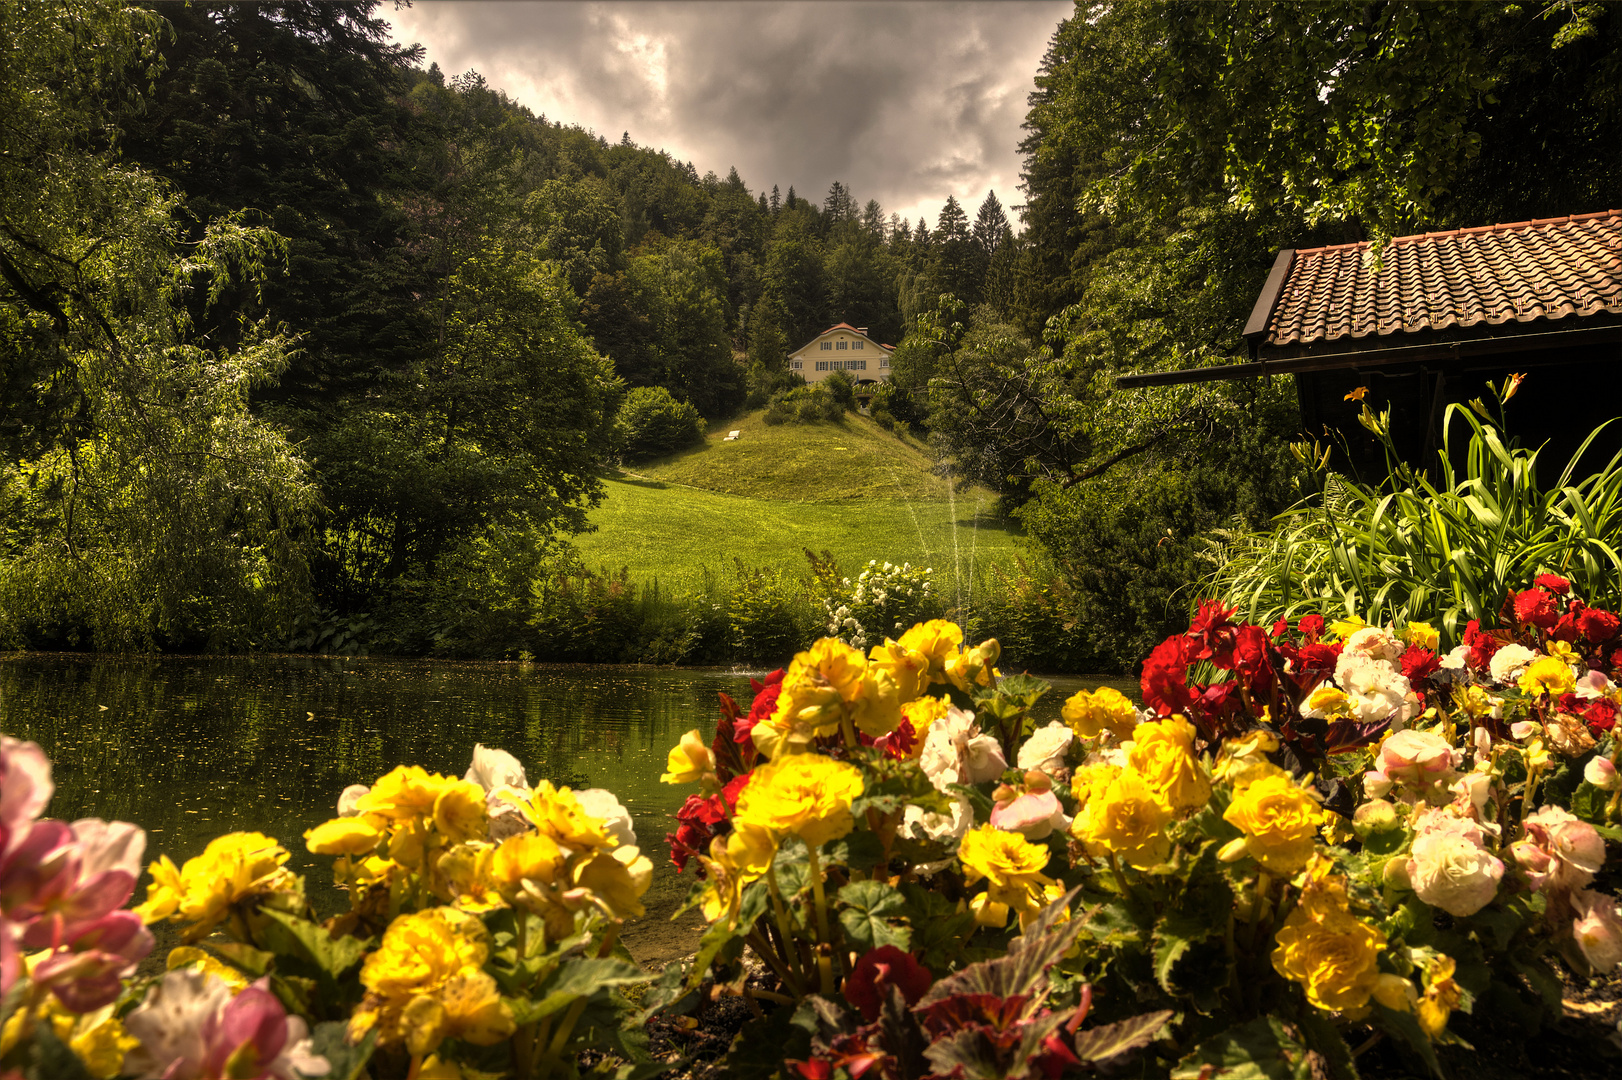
[3,1,1621,667]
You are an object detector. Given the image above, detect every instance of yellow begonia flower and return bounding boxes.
[849,668,903,738]
[1061,686,1139,741]
[697,822,776,925]
[1417,954,1462,1038]
[436,842,505,912]
[1328,615,1367,641]
[1214,730,1281,786]
[1,996,136,1079]
[134,832,300,939]
[1401,622,1440,651]
[1547,639,1578,665]
[1127,716,1211,815]
[433,780,489,844]
[1071,769,1172,870]
[573,846,654,919]
[522,781,618,853]
[165,946,251,993]
[660,729,717,786]
[958,825,1054,926]
[945,639,1000,693]
[868,639,930,702]
[351,907,512,1052]
[419,1055,464,1080]
[305,816,386,856]
[1271,892,1385,1014]
[755,638,867,757]
[1518,656,1575,697]
[357,765,456,821]
[733,753,864,849]
[1070,762,1122,807]
[1453,684,1497,719]
[897,620,965,684]
[1221,773,1325,875]
[490,832,566,902]
[1303,684,1356,721]
[900,696,950,756]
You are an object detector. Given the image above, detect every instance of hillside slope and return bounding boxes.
[628,410,950,501]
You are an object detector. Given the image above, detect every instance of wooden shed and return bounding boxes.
[1118,210,1622,478]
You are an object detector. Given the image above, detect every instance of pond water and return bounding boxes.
[0,653,1135,965]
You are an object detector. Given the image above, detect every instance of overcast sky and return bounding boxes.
[384,1,1074,231]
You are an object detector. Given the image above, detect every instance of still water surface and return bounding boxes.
[0,654,1132,963]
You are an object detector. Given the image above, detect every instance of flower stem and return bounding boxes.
[806,845,836,995]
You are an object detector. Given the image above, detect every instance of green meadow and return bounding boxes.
[573,410,1029,592]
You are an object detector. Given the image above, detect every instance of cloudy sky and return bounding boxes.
[384,1,1074,230]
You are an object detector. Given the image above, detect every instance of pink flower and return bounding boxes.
[1572,890,1622,974]
[1513,806,1607,892]
[1364,729,1457,799]
[0,738,53,835]
[1405,811,1503,917]
[30,909,153,1012]
[989,791,1069,840]
[124,969,328,1080]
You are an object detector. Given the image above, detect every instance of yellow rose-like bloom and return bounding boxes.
[1213,729,1281,786]
[1070,762,1122,807]
[1222,773,1325,875]
[945,639,1000,693]
[897,620,965,684]
[134,833,300,938]
[433,780,489,844]
[697,822,776,925]
[305,816,386,856]
[849,668,903,738]
[868,639,930,702]
[573,845,654,919]
[1303,684,1356,721]
[1127,716,1211,815]
[522,781,619,853]
[165,946,251,992]
[436,842,505,911]
[660,728,717,786]
[357,765,454,821]
[1061,687,1139,741]
[490,831,566,901]
[733,753,864,849]
[1270,878,1385,1014]
[70,1011,139,1080]
[1071,770,1173,870]
[958,825,1054,927]
[351,907,511,1050]
[1405,622,1440,651]
[1518,656,1575,697]
[1417,955,1462,1037]
[900,696,950,756]
[1329,615,1367,641]
[756,638,868,758]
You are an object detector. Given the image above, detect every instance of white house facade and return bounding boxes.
[786,323,894,386]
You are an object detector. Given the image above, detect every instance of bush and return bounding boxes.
[868,380,925,434]
[743,363,804,410]
[807,550,941,652]
[1209,382,1622,645]
[763,383,844,425]
[727,560,810,662]
[965,556,1095,673]
[615,386,706,462]
[823,369,857,410]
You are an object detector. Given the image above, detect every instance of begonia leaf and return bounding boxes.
[255,908,369,981]
[306,1022,375,1080]
[1369,1002,1443,1078]
[1071,1010,1173,1065]
[838,880,911,952]
[1169,1016,1312,1080]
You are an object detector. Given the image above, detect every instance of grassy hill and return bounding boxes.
[572,410,1028,592]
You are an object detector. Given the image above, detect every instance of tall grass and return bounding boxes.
[1206,385,1622,646]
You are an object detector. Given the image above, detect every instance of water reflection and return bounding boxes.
[0,653,1135,963]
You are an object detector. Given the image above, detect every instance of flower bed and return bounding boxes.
[2,575,1620,1078]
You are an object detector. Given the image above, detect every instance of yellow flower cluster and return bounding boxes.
[1061,686,1138,741]
[1518,655,1576,697]
[748,621,998,759]
[1271,861,1386,1014]
[1070,717,1209,870]
[734,753,864,849]
[0,960,138,1078]
[693,821,777,925]
[1221,767,1325,875]
[304,765,489,896]
[350,907,515,1056]
[958,825,1056,927]
[135,832,301,940]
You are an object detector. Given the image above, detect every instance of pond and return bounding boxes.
[0,653,1135,966]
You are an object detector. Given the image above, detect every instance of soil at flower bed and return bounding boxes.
[632,959,1622,1080]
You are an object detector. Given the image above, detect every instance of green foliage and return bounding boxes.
[1209,388,1622,643]
[763,384,845,426]
[727,562,810,662]
[810,553,941,653]
[822,369,858,411]
[615,386,707,463]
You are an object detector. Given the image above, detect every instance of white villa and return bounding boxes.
[787,323,894,387]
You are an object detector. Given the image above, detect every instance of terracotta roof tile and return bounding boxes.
[1265,209,1622,347]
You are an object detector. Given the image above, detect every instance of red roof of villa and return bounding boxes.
[1259,209,1622,348]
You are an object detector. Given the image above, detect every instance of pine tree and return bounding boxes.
[932,195,983,304]
[620,130,632,145]
[823,180,854,224]
[758,192,769,213]
[972,190,1009,257]
[785,185,797,209]
[861,199,885,237]
[770,184,781,213]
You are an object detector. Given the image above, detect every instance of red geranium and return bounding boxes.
[1557,693,1618,734]
[1513,589,1560,630]
[732,668,785,746]
[1399,644,1440,682]
[843,946,934,1023]
[1141,635,1197,717]
[1188,599,1241,668]
[1534,573,1571,595]
[1464,620,1500,668]
[1297,615,1326,643]
[1578,607,1621,645]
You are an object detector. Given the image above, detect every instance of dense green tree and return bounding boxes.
[529,176,624,296]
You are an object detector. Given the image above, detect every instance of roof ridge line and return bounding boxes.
[1292,208,1622,257]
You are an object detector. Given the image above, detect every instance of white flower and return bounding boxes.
[1343,626,1404,664]
[1334,653,1416,725]
[123,970,326,1080]
[1575,669,1613,701]
[1405,811,1504,916]
[1572,889,1622,973]
[576,788,636,847]
[336,784,370,817]
[1440,645,1473,670]
[1488,643,1538,685]
[1585,756,1621,791]
[1016,721,1074,776]
[900,795,972,876]
[919,706,1007,791]
[465,744,528,793]
[989,791,1069,840]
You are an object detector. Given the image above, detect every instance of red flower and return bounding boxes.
[733,669,785,745]
[1296,615,1325,643]
[1464,620,1501,668]
[1534,573,1571,595]
[1399,644,1440,682]
[666,793,726,873]
[843,946,933,1023]
[1188,599,1241,668]
[1557,693,1618,734]
[1141,636,1197,717]
[1513,589,1560,630]
[875,718,917,760]
[1578,607,1621,645]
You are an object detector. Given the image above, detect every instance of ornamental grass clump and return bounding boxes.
[656,594,1622,1078]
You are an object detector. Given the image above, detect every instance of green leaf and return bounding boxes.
[635,963,701,1024]
[1370,1002,1442,1078]
[1152,928,1194,994]
[24,1024,95,1080]
[209,940,276,977]
[306,1023,375,1080]
[1170,1017,1313,1080]
[721,1000,816,1079]
[825,828,887,873]
[1072,1010,1174,1065]
[254,908,369,981]
[515,957,647,1026]
[837,880,912,953]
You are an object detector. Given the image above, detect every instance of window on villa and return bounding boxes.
[880,356,889,367]
[821,341,832,350]
[837,340,847,350]
[853,341,864,350]
[792,360,802,370]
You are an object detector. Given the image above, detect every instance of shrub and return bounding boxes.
[726,560,809,662]
[967,556,1096,673]
[615,385,706,462]
[823,368,857,410]
[807,550,941,651]
[763,383,844,425]
[527,558,641,661]
[1209,380,1622,645]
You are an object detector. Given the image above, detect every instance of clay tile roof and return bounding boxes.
[1264,209,1622,348]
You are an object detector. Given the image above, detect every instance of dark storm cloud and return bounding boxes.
[386,1,1073,227]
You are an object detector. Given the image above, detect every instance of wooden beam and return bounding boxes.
[1242,248,1295,344]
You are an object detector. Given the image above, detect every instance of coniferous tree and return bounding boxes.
[770,184,781,213]
[973,190,1010,258]
[932,195,983,304]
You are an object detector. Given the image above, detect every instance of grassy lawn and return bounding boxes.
[574,477,1027,592]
